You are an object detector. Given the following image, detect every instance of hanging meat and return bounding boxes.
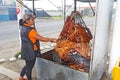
[55,11,92,72]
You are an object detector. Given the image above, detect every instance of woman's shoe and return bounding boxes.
[18,76,27,80]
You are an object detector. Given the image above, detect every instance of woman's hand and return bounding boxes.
[51,38,58,43]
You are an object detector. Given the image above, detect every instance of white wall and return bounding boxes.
[109,0,120,73]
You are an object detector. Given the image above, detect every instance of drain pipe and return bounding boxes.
[74,0,77,12]
[64,0,66,22]
[32,0,35,15]
[109,0,120,73]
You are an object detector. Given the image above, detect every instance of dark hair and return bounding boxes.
[19,19,24,26]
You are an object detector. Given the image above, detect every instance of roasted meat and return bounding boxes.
[55,11,92,72]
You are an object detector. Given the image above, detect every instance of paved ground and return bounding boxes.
[0,42,58,80]
[0,73,12,80]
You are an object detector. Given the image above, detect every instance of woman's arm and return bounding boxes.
[34,34,57,42]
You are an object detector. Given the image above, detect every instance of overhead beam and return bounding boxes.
[77,0,116,2]
[77,0,96,2]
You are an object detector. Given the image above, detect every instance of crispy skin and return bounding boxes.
[55,12,92,72]
[55,40,75,59]
[55,12,92,60]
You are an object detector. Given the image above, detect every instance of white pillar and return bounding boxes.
[16,0,24,25]
[109,0,120,73]
[90,0,114,79]
[16,0,24,48]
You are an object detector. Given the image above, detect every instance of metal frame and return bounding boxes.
[77,0,96,2]
[77,0,116,2]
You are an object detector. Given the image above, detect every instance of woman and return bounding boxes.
[18,13,57,80]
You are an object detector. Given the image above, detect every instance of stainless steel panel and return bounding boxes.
[35,58,88,80]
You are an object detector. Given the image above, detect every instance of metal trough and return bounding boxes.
[35,49,88,80]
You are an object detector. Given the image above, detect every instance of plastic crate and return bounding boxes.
[112,58,120,80]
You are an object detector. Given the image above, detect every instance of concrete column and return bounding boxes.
[16,0,24,48]
[90,0,114,79]
[16,0,24,26]
[109,0,120,73]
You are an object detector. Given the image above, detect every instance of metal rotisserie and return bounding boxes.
[41,49,90,73]
[41,11,92,73]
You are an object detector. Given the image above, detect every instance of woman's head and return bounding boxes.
[22,13,36,26]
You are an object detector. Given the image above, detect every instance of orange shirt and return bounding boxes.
[28,29,38,50]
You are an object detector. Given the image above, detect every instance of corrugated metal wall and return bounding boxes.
[8,8,17,20]
[0,7,9,21]
[0,7,17,21]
